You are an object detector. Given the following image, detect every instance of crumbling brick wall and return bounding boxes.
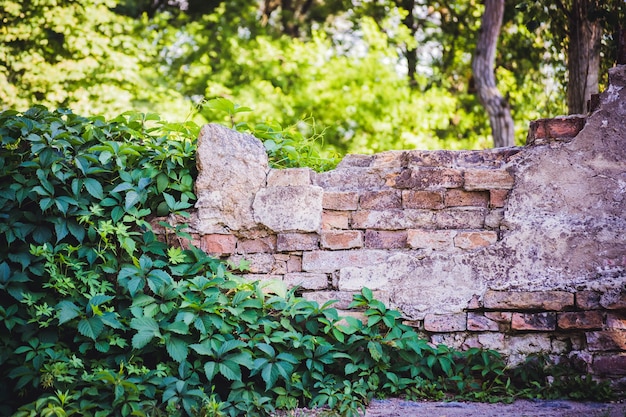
[155,66,626,384]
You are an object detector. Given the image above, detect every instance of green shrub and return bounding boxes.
[0,107,612,417]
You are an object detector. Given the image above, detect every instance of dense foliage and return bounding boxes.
[0,107,613,416]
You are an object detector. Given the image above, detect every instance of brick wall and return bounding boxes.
[156,66,626,386]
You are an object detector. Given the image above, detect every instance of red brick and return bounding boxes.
[511,312,556,331]
[364,230,407,249]
[433,208,486,229]
[586,330,626,351]
[322,210,350,230]
[557,311,603,330]
[200,234,237,255]
[424,313,467,332]
[277,233,319,251]
[407,229,456,250]
[236,236,277,254]
[464,170,514,191]
[322,191,359,210]
[484,290,574,311]
[454,231,497,250]
[489,189,510,208]
[467,313,500,331]
[394,167,464,190]
[576,291,602,310]
[444,189,489,207]
[592,354,626,377]
[321,230,363,250]
[607,313,626,329]
[526,116,586,145]
[484,311,512,324]
[402,190,444,209]
[359,190,401,210]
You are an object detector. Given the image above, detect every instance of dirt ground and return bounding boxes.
[363,398,626,417]
[278,398,626,417]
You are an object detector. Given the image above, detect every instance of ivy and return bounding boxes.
[0,107,613,417]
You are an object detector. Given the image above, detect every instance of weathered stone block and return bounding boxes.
[314,168,387,191]
[321,210,350,230]
[267,168,313,186]
[228,253,277,274]
[277,233,319,251]
[351,209,434,230]
[194,124,268,233]
[592,354,626,377]
[484,290,574,311]
[406,229,456,250]
[600,288,626,310]
[464,170,514,190]
[484,311,513,324]
[433,208,486,229]
[467,312,500,331]
[359,190,402,210]
[321,230,363,250]
[370,151,406,168]
[283,272,328,290]
[236,235,277,254]
[394,167,464,189]
[405,150,455,168]
[253,185,323,232]
[576,291,602,310]
[607,313,626,330]
[402,190,444,209]
[511,312,556,331]
[444,189,489,207]
[454,148,522,169]
[286,255,302,272]
[454,231,498,250]
[586,330,626,351]
[336,154,373,168]
[557,311,603,330]
[302,250,389,273]
[489,189,510,208]
[322,191,359,210]
[364,230,407,249]
[424,313,467,332]
[200,234,237,255]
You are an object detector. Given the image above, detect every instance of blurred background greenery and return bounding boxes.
[1,0,623,156]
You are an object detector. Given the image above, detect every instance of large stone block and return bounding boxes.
[484,290,574,311]
[194,124,268,233]
[253,185,323,232]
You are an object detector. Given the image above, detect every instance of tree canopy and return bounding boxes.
[0,0,622,153]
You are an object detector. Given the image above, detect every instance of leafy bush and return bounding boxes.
[0,107,612,417]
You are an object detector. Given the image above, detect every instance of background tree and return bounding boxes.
[472,0,515,147]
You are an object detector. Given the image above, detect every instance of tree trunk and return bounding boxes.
[401,0,418,88]
[567,0,603,114]
[472,0,515,148]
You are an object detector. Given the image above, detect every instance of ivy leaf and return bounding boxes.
[165,336,188,363]
[84,178,104,199]
[57,301,81,325]
[78,316,105,340]
[130,316,160,349]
